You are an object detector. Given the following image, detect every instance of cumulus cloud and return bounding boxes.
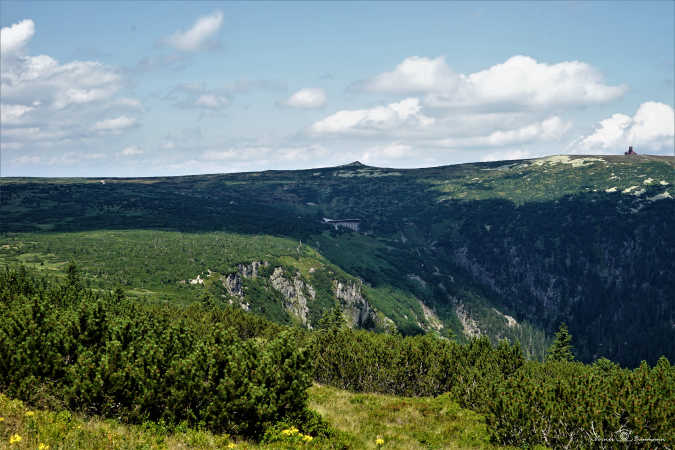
[2,54,122,110]
[0,20,146,163]
[356,56,458,94]
[120,145,144,156]
[356,55,627,110]
[1,19,35,55]
[92,116,138,133]
[309,98,434,135]
[434,116,571,148]
[575,102,674,153]
[166,11,223,52]
[284,88,327,108]
[480,149,536,162]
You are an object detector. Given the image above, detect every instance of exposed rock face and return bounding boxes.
[269,267,314,326]
[333,279,376,327]
[222,261,269,297]
[238,261,267,278]
[493,308,518,328]
[217,261,384,330]
[224,273,243,297]
[419,300,443,331]
[455,303,481,338]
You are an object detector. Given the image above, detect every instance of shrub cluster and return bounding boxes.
[311,325,521,407]
[310,319,674,448]
[487,359,674,448]
[0,266,312,438]
[2,266,672,448]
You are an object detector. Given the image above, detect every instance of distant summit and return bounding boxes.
[339,161,367,168]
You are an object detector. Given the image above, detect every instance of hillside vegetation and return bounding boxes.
[0,385,500,450]
[2,155,673,365]
[1,266,673,448]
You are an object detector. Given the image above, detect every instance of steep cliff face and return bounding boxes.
[441,191,675,364]
[269,267,314,326]
[333,279,377,328]
[222,261,269,297]
[215,261,379,328]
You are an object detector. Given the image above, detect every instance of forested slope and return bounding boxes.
[1,154,673,365]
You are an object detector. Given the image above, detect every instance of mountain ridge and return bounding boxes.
[1,153,673,365]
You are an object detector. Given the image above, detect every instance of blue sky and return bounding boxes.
[1,1,673,177]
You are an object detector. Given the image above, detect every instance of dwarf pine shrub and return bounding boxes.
[0,266,312,438]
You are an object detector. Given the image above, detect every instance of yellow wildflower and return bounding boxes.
[9,434,22,444]
[0,417,4,422]
[281,426,299,436]
[25,411,35,417]
[39,444,50,450]
[227,443,236,449]
[375,437,385,446]
[302,434,313,442]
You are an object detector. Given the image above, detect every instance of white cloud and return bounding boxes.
[310,98,434,135]
[361,142,413,164]
[357,56,458,94]
[46,152,106,166]
[576,102,674,153]
[194,94,229,109]
[113,97,143,109]
[166,11,223,52]
[434,116,571,148]
[120,145,144,156]
[357,55,627,110]
[92,115,137,133]
[165,83,233,110]
[285,88,327,108]
[2,53,122,110]
[480,149,536,162]
[10,155,41,165]
[0,20,143,161]
[1,103,35,124]
[1,19,35,55]
[576,114,632,150]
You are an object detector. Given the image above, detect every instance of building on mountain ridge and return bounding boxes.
[322,218,360,232]
[624,146,637,155]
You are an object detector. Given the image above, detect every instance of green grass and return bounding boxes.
[0,386,515,449]
[307,384,507,449]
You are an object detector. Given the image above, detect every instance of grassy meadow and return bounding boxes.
[0,386,509,450]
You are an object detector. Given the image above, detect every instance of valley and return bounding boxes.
[2,155,673,366]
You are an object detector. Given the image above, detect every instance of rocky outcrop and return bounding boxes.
[419,300,443,331]
[269,267,314,326]
[333,279,376,327]
[222,261,269,297]
[455,303,481,338]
